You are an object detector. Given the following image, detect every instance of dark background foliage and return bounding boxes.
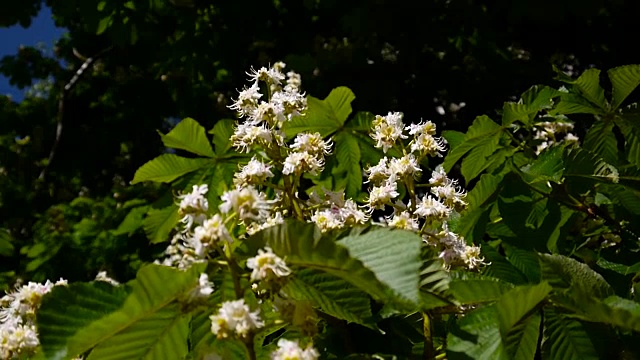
[1,0,639,286]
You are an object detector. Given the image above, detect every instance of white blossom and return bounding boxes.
[95,271,119,286]
[282,151,325,176]
[177,184,209,229]
[210,299,264,338]
[410,133,447,157]
[364,157,391,184]
[247,66,285,85]
[366,181,400,210]
[389,154,421,178]
[290,133,332,156]
[414,195,451,223]
[387,211,420,231]
[220,186,272,221]
[187,274,214,302]
[431,183,467,211]
[229,82,263,118]
[370,112,407,153]
[406,120,436,136]
[190,214,232,256]
[234,157,274,187]
[246,212,285,235]
[231,123,273,153]
[247,247,291,282]
[270,338,319,360]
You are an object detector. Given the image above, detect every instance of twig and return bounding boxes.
[38,46,113,182]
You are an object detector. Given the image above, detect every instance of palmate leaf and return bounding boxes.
[542,308,599,360]
[283,87,355,138]
[448,283,549,360]
[333,131,362,199]
[283,268,375,329]
[245,221,396,304]
[608,64,640,110]
[159,117,215,157]
[502,85,563,126]
[554,289,640,332]
[38,264,205,360]
[448,273,514,304]
[38,282,131,360]
[442,115,502,172]
[132,154,211,184]
[614,116,640,167]
[142,205,179,244]
[339,227,423,305]
[506,312,541,360]
[555,67,608,111]
[447,305,507,360]
[583,120,618,165]
[209,119,236,154]
[496,283,551,334]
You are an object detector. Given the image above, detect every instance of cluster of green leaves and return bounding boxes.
[439,64,640,358]
[24,66,640,359]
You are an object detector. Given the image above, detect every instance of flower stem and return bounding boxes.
[423,312,435,359]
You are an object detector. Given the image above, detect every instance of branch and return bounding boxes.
[38,46,113,182]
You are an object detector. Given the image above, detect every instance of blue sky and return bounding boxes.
[0,6,66,102]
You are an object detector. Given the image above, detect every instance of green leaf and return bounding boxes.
[557,68,608,111]
[58,264,203,359]
[113,205,150,236]
[210,119,236,154]
[283,87,355,138]
[0,228,14,256]
[596,258,640,276]
[583,120,618,165]
[333,132,362,198]
[448,275,514,304]
[283,269,375,328]
[441,130,465,151]
[38,282,131,359]
[495,283,551,334]
[96,16,112,35]
[339,227,423,305]
[467,173,504,209]
[551,93,605,115]
[519,146,565,188]
[132,154,211,184]
[542,308,599,360]
[504,245,541,282]
[143,205,179,244]
[447,305,507,360]
[160,118,214,157]
[614,116,640,167]
[505,312,541,360]
[555,290,640,332]
[539,254,613,298]
[443,115,502,172]
[245,221,394,304]
[520,85,563,110]
[608,64,640,110]
[502,102,534,126]
[345,111,374,131]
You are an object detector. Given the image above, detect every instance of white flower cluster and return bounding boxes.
[533,119,579,155]
[270,338,319,360]
[247,247,291,282]
[160,183,278,268]
[309,189,369,232]
[229,62,307,154]
[1,279,67,359]
[210,299,264,339]
[365,115,485,269]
